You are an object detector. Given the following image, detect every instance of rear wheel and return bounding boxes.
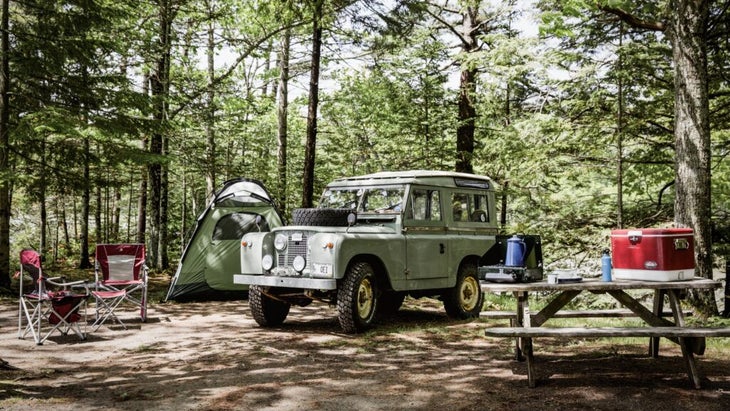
[249,285,291,326]
[337,262,378,333]
[443,262,483,319]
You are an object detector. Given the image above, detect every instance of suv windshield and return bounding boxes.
[320,186,405,214]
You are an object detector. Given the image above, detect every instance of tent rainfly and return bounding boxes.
[165,178,284,301]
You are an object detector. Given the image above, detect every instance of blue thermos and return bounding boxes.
[601,249,612,281]
[505,235,527,267]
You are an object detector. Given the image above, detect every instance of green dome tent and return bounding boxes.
[165,178,284,301]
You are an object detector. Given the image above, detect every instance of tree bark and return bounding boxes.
[302,0,323,208]
[78,136,92,269]
[94,182,102,244]
[149,0,174,269]
[0,0,9,288]
[160,134,169,270]
[669,0,715,313]
[277,28,291,215]
[205,6,217,200]
[455,6,479,174]
[40,138,47,255]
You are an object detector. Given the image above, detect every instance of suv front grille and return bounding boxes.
[277,232,310,268]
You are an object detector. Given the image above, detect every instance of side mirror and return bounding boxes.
[345,213,357,233]
[255,215,263,232]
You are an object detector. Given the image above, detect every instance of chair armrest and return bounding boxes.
[46,277,90,291]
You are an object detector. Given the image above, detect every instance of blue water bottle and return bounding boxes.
[601,249,612,282]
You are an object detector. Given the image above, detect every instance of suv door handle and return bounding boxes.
[439,243,445,254]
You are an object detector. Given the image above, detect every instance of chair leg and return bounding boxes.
[43,298,87,343]
[92,291,127,331]
[18,299,46,344]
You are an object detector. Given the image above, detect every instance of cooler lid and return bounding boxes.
[610,228,694,237]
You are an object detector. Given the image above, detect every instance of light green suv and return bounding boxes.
[234,170,498,333]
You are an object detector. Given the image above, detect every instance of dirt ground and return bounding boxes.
[2,287,730,411]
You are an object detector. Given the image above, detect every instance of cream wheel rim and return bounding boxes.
[460,276,479,311]
[357,278,374,318]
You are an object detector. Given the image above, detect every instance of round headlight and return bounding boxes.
[274,234,288,251]
[292,255,306,273]
[261,254,274,271]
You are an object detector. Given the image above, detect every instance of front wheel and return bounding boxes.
[337,262,378,333]
[443,262,484,319]
[249,285,291,327]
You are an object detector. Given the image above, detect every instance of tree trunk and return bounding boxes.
[112,186,121,242]
[149,0,174,269]
[148,145,161,267]
[78,136,92,269]
[302,0,323,208]
[61,197,70,250]
[669,0,715,313]
[616,23,625,229]
[40,138,47,255]
[136,165,147,245]
[160,135,169,270]
[277,28,291,215]
[205,10,216,200]
[455,6,479,174]
[94,183,102,244]
[137,77,149,246]
[0,0,10,288]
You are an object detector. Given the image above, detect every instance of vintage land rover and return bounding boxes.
[234,170,499,333]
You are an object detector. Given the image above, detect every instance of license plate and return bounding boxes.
[312,263,332,276]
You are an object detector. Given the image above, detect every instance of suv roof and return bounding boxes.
[327,170,493,189]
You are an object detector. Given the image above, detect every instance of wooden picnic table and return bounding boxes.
[480,277,729,388]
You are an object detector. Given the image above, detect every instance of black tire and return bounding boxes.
[337,262,378,333]
[377,291,405,319]
[249,285,291,327]
[443,262,484,319]
[292,208,355,227]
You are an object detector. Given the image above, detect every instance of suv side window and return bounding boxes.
[407,189,441,221]
[451,192,490,223]
[451,193,468,221]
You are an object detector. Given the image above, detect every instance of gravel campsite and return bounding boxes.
[2,274,730,411]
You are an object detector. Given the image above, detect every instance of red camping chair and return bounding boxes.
[17,249,89,345]
[94,244,149,325]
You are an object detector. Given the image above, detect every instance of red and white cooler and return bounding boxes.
[610,228,696,281]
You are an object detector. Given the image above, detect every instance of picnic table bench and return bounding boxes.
[480,278,727,389]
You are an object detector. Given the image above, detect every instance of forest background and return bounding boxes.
[0,0,728,313]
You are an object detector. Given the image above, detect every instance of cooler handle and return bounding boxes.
[627,230,642,243]
[674,238,690,250]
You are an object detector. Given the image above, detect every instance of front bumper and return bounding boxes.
[233,274,337,290]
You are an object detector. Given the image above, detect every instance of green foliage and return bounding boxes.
[320,27,456,178]
[2,0,730,306]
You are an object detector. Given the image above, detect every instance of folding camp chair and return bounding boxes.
[94,244,149,325]
[17,249,89,345]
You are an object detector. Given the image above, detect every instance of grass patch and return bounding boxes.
[124,343,164,353]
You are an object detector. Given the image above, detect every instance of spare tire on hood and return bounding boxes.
[292,208,355,226]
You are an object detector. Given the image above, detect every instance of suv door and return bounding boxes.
[403,187,449,282]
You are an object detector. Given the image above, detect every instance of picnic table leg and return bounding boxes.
[666,289,704,388]
[522,337,536,388]
[650,290,665,358]
[515,292,528,361]
[677,337,702,389]
[667,290,705,355]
